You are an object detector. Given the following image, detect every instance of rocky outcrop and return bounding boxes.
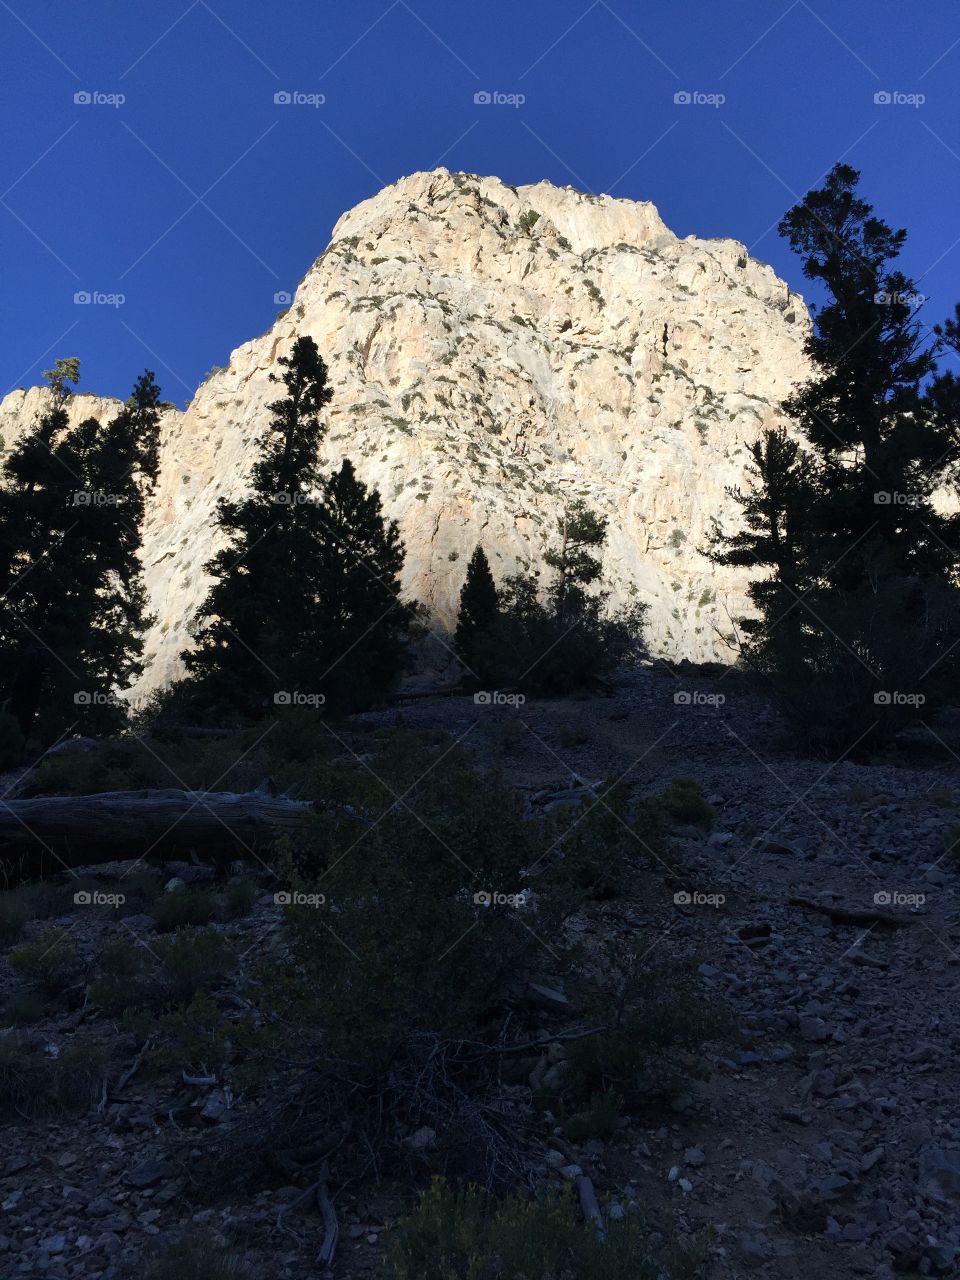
[0,169,812,698]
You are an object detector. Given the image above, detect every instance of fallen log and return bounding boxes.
[788,894,916,928]
[0,788,313,881]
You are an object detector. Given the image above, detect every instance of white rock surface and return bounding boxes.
[0,169,813,699]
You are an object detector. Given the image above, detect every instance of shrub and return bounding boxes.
[489,577,647,696]
[563,1088,622,1142]
[154,927,235,1002]
[1,990,50,1025]
[152,992,230,1074]
[0,882,75,942]
[88,938,151,1016]
[383,1179,709,1280]
[126,1234,250,1279]
[560,958,730,1110]
[224,878,258,918]
[0,1037,105,1116]
[273,733,575,1072]
[548,778,667,899]
[151,887,218,932]
[660,778,715,830]
[0,889,32,942]
[9,928,78,993]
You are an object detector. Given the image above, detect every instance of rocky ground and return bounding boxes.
[2,664,960,1278]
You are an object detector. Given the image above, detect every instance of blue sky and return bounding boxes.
[2,0,958,406]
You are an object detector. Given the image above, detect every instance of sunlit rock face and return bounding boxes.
[0,169,811,698]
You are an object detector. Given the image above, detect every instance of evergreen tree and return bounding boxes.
[544,500,607,622]
[184,337,415,715]
[0,359,162,742]
[312,458,417,712]
[183,336,332,711]
[712,165,960,750]
[454,545,499,684]
[469,502,645,696]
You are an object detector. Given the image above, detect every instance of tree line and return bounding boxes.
[0,163,957,757]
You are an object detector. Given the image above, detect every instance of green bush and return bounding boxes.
[276,733,572,1069]
[125,1234,250,1279]
[9,928,78,993]
[560,960,730,1110]
[224,878,258,918]
[0,888,32,942]
[480,576,647,696]
[154,926,235,1002]
[88,938,151,1016]
[152,992,229,1074]
[151,887,218,932]
[1,990,51,1025]
[383,1179,709,1280]
[0,881,76,943]
[563,1089,622,1142]
[548,778,668,899]
[660,778,715,831]
[0,1036,105,1116]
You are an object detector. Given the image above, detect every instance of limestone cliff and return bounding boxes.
[0,169,812,698]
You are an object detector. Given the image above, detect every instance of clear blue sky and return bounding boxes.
[2,0,958,406]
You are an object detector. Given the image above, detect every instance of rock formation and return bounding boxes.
[0,169,812,698]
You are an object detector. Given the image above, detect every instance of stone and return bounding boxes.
[739,1234,768,1268]
[684,1147,707,1167]
[919,1148,960,1200]
[405,1127,436,1153]
[526,982,569,1010]
[799,1016,830,1042]
[124,1161,173,1189]
[0,169,812,697]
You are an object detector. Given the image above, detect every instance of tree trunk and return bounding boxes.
[0,788,313,883]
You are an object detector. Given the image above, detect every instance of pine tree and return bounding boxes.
[311,458,416,712]
[183,336,332,712]
[712,165,960,750]
[482,502,645,695]
[544,500,607,622]
[454,545,499,684]
[184,337,415,715]
[0,359,162,742]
